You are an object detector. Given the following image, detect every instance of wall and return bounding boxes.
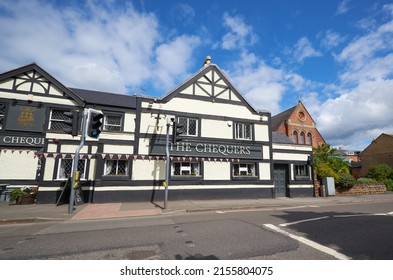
[336,184,386,196]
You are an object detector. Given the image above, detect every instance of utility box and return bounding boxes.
[322,177,335,196]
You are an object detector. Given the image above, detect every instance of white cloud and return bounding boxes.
[0,0,200,95]
[317,79,393,149]
[321,30,345,49]
[311,6,393,149]
[226,52,284,114]
[336,0,351,15]
[154,35,201,90]
[170,3,196,25]
[220,13,258,51]
[336,20,393,80]
[293,37,322,62]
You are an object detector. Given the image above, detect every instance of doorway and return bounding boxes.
[274,164,288,197]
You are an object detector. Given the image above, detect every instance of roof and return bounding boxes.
[160,63,263,115]
[272,132,294,144]
[271,105,297,131]
[0,62,85,106]
[360,133,393,156]
[70,88,137,109]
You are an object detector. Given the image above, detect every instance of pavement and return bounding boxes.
[1,192,393,224]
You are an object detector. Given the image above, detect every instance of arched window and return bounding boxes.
[307,132,312,145]
[300,132,306,144]
[292,131,298,144]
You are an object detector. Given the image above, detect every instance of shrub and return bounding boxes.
[9,188,24,203]
[337,173,356,189]
[365,164,393,181]
[314,161,339,182]
[356,177,377,185]
[9,187,36,204]
[384,179,393,191]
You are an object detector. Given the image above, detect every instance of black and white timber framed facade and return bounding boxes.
[0,62,314,203]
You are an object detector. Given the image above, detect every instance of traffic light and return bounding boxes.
[171,118,184,143]
[88,110,104,138]
[62,110,79,136]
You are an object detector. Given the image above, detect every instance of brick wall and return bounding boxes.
[335,184,387,196]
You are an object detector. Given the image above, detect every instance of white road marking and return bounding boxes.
[333,213,388,218]
[264,223,351,260]
[279,216,330,227]
[215,205,314,214]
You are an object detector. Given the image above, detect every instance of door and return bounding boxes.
[274,165,288,197]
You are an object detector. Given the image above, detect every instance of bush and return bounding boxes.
[314,161,339,182]
[9,188,24,203]
[356,177,377,185]
[384,179,393,191]
[9,187,36,204]
[337,173,356,189]
[365,164,393,181]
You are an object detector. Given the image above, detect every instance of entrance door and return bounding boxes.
[274,165,288,197]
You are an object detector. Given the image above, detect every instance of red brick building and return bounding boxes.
[271,101,326,147]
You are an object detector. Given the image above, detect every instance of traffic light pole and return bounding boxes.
[164,118,170,209]
[68,108,88,214]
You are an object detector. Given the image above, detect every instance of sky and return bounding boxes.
[0,0,393,151]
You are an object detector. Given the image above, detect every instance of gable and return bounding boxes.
[361,134,393,156]
[162,64,257,114]
[0,63,84,106]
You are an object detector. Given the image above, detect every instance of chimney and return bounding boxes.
[203,56,211,66]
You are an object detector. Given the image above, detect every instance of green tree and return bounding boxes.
[312,143,352,187]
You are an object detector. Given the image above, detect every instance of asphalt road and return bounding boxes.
[0,200,392,260]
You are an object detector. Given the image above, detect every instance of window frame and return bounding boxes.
[294,164,310,180]
[103,113,123,132]
[171,161,203,181]
[103,159,129,176]
[232,162,258,181]
[177,116,198,137]
[56,158,87,180]
[300,132,306,144]
[306,132,312,145]
[234,122,253,140]
[48,108,73,132]
[292,131,298,144]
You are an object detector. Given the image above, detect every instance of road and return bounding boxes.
[0,200,392,260]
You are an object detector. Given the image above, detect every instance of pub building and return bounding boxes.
[0,59,314,203]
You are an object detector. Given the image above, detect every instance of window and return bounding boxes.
[57,159,86,180]
[0,103,5,130]
[49,109,72,131]
[233,163,256,177]
[300,132,306,144]
[104,160,128,176]
[294,164,309,179]
[306,133,312,145]
[292,131,298,144]
[172,161,200,176]
[178,117,198,136]
[103,114,122,132]
[235,123,252,140]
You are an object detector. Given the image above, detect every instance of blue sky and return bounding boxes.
[1,0,393,150]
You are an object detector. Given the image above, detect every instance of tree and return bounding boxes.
[313,143,352,186]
